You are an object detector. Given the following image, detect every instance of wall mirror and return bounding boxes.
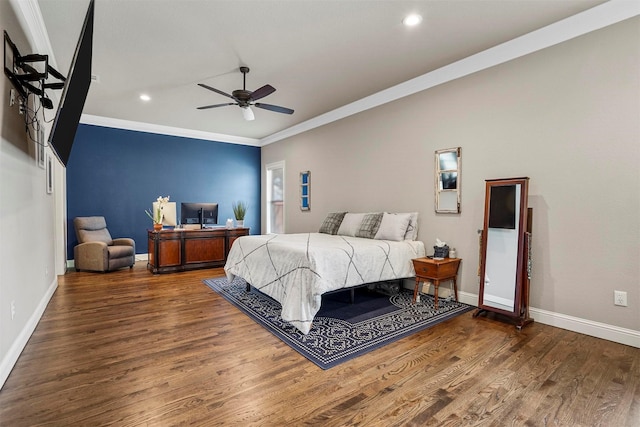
[435,147,461,213]
[474,177,533,329]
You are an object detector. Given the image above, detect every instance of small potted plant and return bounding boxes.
[146,195,170,231]
[232,200,247,227]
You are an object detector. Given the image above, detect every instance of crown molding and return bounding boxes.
[9,0,61,104]
[80,114,261,146]
[259,0,640,146]
[8,0,57,68]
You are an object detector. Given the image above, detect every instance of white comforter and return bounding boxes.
[224,233,425,334]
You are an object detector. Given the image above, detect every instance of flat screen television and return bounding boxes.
[181,203,219,228]
[47,0,94,166]
[488,185,517,229]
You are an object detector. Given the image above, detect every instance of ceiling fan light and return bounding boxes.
[242,106,255,121]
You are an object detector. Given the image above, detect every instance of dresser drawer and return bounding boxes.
[412,257,460,279]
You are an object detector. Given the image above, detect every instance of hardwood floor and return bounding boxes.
[0,262,638,426]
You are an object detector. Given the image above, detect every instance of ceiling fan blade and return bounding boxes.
[250,84,276,101]
[197,102,236,110]
[254,102,294,115]
[197,83,236,100]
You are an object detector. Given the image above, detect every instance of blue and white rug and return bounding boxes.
[204,277,474,369]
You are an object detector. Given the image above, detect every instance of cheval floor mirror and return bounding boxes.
[474,177,533,330]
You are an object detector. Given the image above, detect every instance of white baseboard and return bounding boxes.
[457,290,639,348]
[0,277,58,390]
[529,306,640,348]
[66,253,149,269]
[135,253,149,262]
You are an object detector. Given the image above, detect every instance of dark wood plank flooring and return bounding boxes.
[0,262,638,426]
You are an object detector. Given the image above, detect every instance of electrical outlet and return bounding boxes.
[614,290,628,307]
[10,301,16,320]
[9,89,15,107]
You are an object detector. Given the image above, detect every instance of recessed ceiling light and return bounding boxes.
[139,94,151,101]
[403,14,422,27]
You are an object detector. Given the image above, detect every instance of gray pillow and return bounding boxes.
[319,212,347,235]
[355,213,384,239]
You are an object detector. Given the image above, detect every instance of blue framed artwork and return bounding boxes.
[300,171,310,211]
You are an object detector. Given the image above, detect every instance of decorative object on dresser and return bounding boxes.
[204,276,473,369]
[473,177,533,329]
[232,200,247,227]
[148,227,249,274]
[435,147,461,213]
[433,238,450,259]
[145,195,172,230]
[412,257,461,308]
[73,216,135,272]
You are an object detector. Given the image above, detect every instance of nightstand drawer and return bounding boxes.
[412,257,461,279]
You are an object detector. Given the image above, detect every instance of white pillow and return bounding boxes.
[374,213,412,241]
[337,213,366,237]
[403,212,419,240]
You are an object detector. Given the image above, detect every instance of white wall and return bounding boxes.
[0,1,64,388]
[262,18,640,342]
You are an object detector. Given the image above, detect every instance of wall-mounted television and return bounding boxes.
[47,0,94,166]
[181,203,219,228]
[488,185,517,229]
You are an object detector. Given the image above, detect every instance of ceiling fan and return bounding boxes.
[197,66,294,121]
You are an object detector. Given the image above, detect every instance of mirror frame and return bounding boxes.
[474,177,533,329]
[435,147,461,213]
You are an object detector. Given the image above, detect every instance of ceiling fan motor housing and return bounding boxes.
[232,89,252,106]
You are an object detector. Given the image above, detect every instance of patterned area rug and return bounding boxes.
[204,277,474,369]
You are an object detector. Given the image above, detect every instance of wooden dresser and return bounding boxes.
[147,227,249,274]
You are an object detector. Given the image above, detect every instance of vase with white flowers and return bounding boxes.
[232,200,247,228]
[146,195,170,231]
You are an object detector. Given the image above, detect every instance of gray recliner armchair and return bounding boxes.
[73,216,135,272]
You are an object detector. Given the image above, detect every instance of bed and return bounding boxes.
[224,212,425,334]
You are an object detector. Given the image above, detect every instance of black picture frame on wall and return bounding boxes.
[46,152,53,194]
[37,123,45,169]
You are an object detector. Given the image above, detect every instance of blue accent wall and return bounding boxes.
[66,124,261,259]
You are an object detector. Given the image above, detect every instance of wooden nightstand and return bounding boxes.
[412,257,462,308]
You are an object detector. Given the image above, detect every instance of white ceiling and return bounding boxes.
[36,0,609,143]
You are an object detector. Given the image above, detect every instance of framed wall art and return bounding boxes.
[46,152,53,194]
[300,171,310,211]
[37,124,45,169]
